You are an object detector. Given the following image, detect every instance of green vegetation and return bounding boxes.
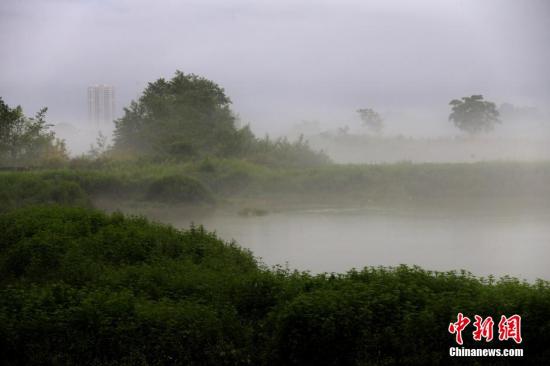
[146,175,214,204]
[113,71,247,158]
[449,95,500,135]
[0,97,67,167]
[1,159,549,213]
[0,171,91,212]
[111,71,328,167]
[1,71,548,365]
[0,206,548,365]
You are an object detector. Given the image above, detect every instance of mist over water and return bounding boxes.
[3,1,550,363]
[2,0,550,278]
[126,206,549,281]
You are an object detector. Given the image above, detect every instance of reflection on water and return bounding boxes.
[156,207,550,281]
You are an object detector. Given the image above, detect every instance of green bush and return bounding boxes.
[0,206,549,365]
[146,175,214,203]
[3,160,549,211]
[0,173,90,213]
[0,206,257,365]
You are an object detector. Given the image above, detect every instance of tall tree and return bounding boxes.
[449,95,500,134]
[113,71,251,158]
[0,97,66,166]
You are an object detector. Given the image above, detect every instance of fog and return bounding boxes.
[4,1,550,362]
[2,0,550,279]
[1,0,549,149]
[125,205,550,281]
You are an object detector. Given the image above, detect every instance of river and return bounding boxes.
[146,205,550,281]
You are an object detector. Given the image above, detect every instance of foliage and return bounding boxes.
[111,71,328,167]
[2,160,550,213]
[113,71,250,158]
[0,172,90,213]
[0,206,549,365]
[0,169,217,213]
[357,108,384,134]
[88,131,110,159]
[0,206,258,365]
[449,95,500,135]
[245,135,330,168]
[0,97,67,167]
[146,175,214,203]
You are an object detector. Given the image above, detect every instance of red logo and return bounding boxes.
[449,313,522,344]
[448,312,471,345]
[472,315,494,342]
[498,315,522,344]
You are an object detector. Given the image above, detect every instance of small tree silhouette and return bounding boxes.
[357,108,383,134]
[449,95,500,135]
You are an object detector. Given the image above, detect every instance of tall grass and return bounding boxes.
[2,160,549,212]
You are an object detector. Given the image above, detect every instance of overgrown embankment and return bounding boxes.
[0,205,549,365]
[1,159,549,213]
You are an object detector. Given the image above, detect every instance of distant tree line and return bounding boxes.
[355,94,501,137]
[0,70,533,170]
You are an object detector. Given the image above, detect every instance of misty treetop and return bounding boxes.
[0,97,67,167]
[357,108,384,134]
[112,71,329,166]
[113,71,246,158]
[449,95,500,135]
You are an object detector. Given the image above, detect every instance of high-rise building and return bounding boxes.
[87,85,115,128]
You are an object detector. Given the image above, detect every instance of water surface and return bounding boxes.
[156,207,550,281]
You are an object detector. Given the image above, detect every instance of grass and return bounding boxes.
[1,159,549,213]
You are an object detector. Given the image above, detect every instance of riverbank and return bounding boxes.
[2,159,549,214]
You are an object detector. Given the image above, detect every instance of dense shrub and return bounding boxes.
[245,135,330,168]
[0,206,258,365]
[0,173,90,213]
[0,206,549,365]
[3,161,549,212]
[146,175,214,204]
[0,169,216,211]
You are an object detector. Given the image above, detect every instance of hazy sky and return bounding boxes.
[1,0,549,136]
